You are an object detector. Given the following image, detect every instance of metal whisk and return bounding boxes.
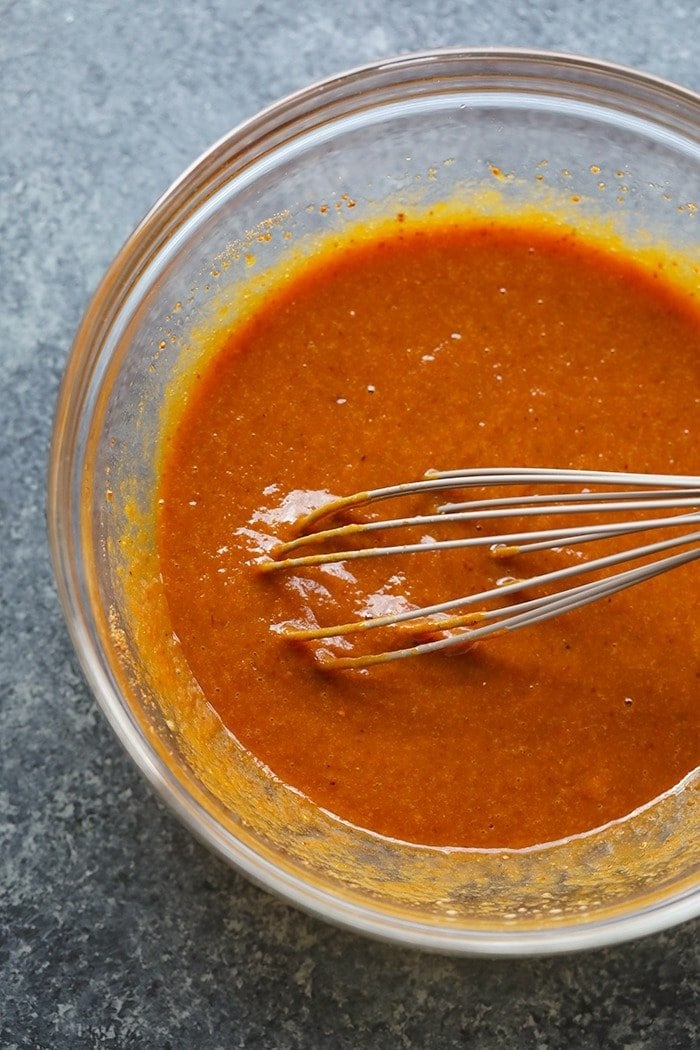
[261,468,700,668]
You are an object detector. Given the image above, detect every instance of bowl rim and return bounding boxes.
[47,46,700,956]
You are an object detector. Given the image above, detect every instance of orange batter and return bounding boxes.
[157,215,699,849]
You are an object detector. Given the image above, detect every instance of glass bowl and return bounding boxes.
[48,49,700,955]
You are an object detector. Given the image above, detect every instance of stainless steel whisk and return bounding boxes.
[261,468,700,668]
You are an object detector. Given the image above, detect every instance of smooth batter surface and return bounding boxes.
[158,215,699,849]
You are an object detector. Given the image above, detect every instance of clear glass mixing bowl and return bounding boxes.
[48,49,700,955]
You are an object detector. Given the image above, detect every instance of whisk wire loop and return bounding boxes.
[262,468,700,668]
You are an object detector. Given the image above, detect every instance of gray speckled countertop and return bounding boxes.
[1,2,698,1046]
